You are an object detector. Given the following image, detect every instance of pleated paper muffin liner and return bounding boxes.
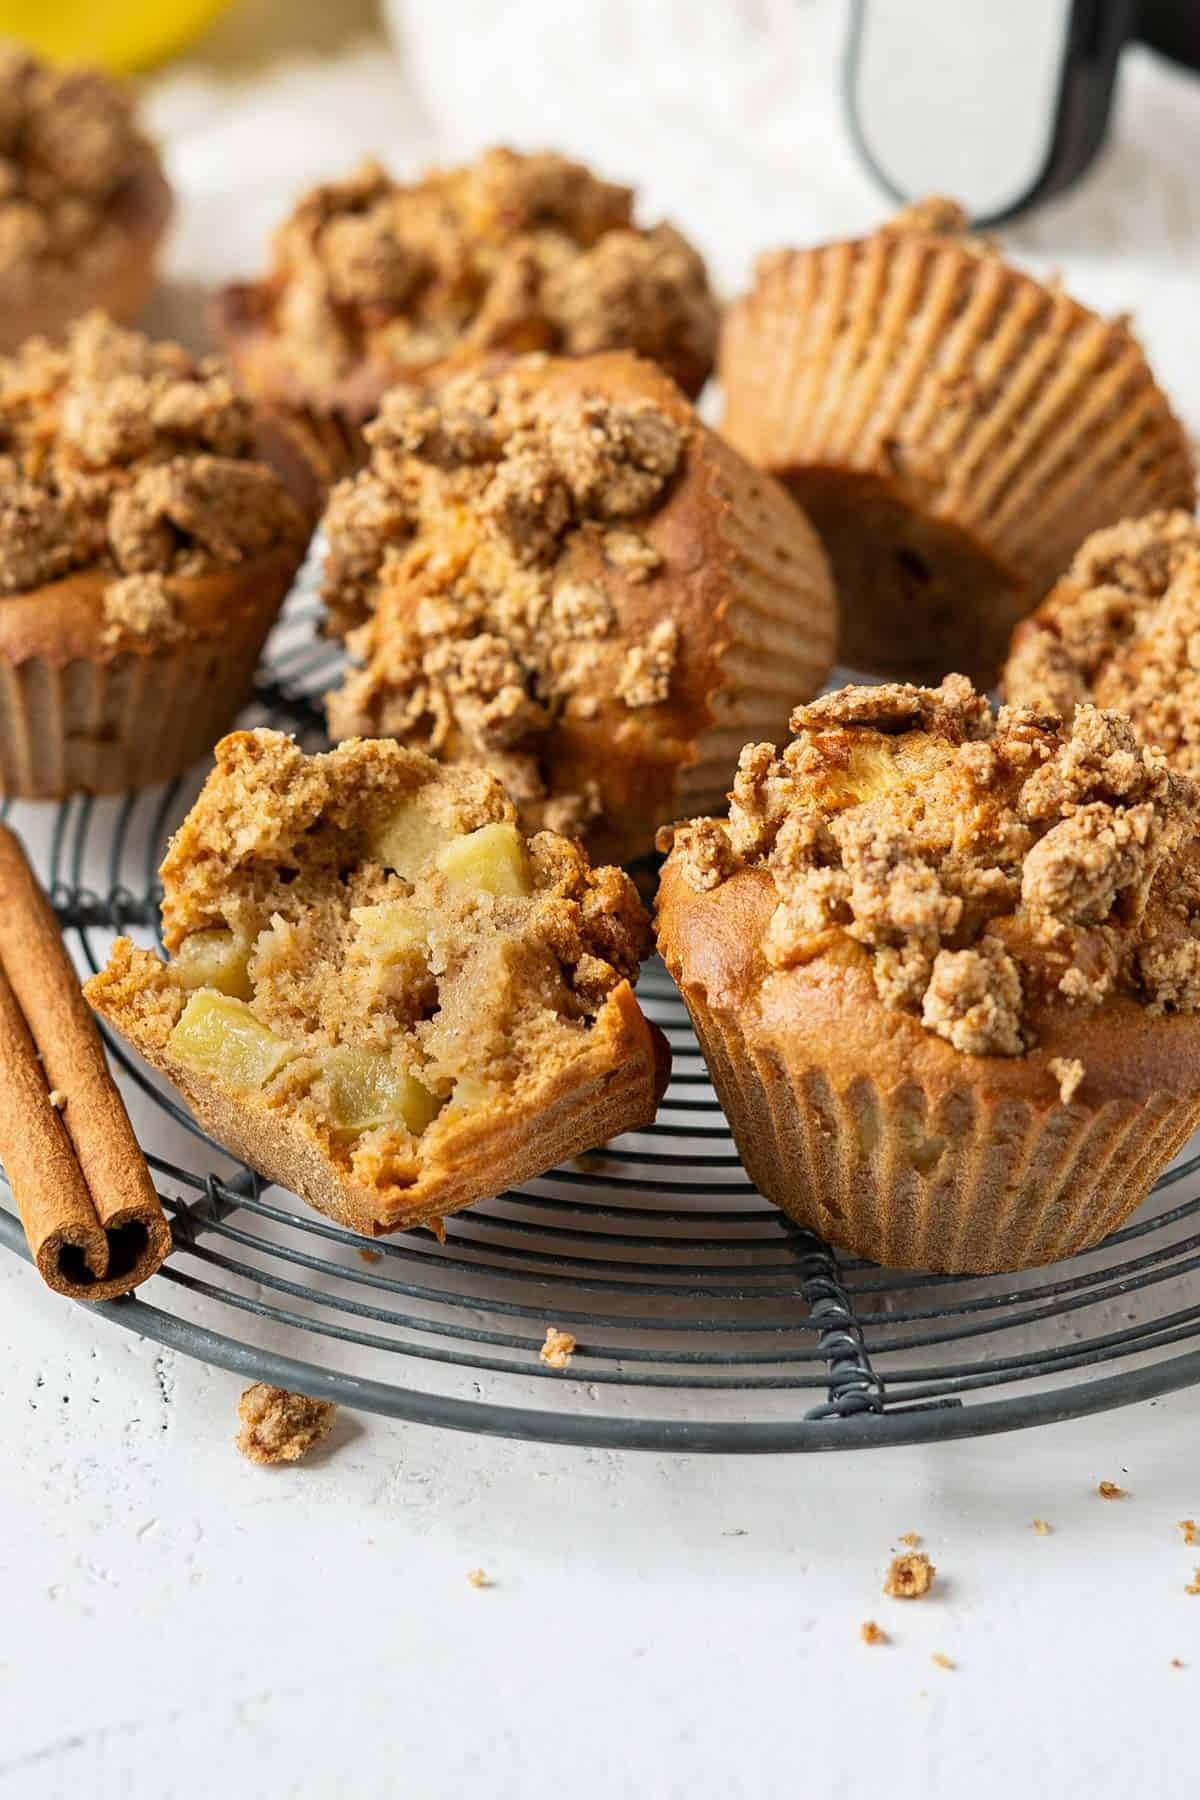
[721,229,1193,682]
[680,981,1200,1275]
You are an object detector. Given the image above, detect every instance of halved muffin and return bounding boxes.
[322,350,835,865]
[0,314,316,798]
[658,677,1200,1273]
[85,730,670,1236]
[1004,511,1200,775]
[720,199,1193,685]
[0,47,172,351]
[212,148,720,480]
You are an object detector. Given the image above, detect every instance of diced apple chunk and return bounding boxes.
[367,802,452,879]
[436,822,531,898]
[349,900,429,961]
[319,1045,440,1138]
[169,993,296,1090]
[172,928,252,999]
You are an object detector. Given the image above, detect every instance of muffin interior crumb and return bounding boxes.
[324,363,684,835]
[89,730,651,1194]
[669,674,1200,1056]
[0,313,306,596]
[252,148,717,392]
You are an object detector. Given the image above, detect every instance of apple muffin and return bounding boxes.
[0,46,171,351]
[1004,511,1200,776]
[212,148,720,479]
[322,350,835,865]
[0,313,315,798]
[720,198,1193,685]
[658,676,1200,1274]
[85,730,670,1236]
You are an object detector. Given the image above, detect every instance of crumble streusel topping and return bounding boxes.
[1004,512,1200,778]
[323,361,685,835]
[665,675,1200,1055]
[0,47,162,284]
[0,313,307,596]
[253,149,717,394]
[236,1383,336,1465]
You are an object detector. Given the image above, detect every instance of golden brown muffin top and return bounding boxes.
[665,675,1200,1055]
[242,148,718,395]
[0,45,163,282]
[0,314,308,630]
[323,355,686,837]
[1004,511,1200,777]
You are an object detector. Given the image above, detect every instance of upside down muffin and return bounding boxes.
[720,198,1193,685]
[657,676,1200,1273]
[1004,511,1200,775]
[86,730,670,1236]
[213,148,720,479]
[0,314,315,797]
[0,46,171,351]
[322,350,835,865]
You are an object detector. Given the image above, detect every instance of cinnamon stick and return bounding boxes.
[0,824,169,1299]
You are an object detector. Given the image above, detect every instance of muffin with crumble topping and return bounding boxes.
[657,676,1200,1273]
[213,148,720,482]
[0,314,315,798]
[321,349,835,865]
[0,46,171,351]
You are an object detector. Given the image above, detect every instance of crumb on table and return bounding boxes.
[1186,1569,1200,1596]
[236,1382,337,1465]
[1032,1518,1052,1535]
[1172,1658,1186,1669]
[860,1620,888,1645]
[540,1326,577,1371]
[931,1652,956,1671]
[884,1551,936,1599]
[1180,1519,1197,1546]
[467,1568,492,1589]
[1098,1480,1129,1499]
[899,1531,921,1549]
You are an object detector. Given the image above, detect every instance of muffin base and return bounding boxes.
[0,545,303,799]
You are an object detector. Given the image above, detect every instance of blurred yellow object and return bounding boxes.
[0,0,234,71]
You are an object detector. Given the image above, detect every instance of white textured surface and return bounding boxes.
[6,6,1200,1795]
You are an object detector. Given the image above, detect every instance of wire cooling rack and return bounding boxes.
[5,582,1200,1452]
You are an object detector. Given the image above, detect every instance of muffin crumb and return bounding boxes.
[1032,1518,1052,1535]
[1098,1479,1128,1499]
[236,1382,336,1465]
[931,1652,956,1671]
[540,1326,577,1370]
[47,1088,66,1109]
[466,1567,493,1589]
[899,1532,922,1548]
[1179,1519,1197,1545]
[1186,1570,1200,1596]
[884,1552,935,1599]
[860,1620,888,1645]
[1048,1057,1085,1104]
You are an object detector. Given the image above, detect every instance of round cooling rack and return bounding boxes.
[5,582,1200,1453]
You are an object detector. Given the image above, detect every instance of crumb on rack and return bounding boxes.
[236,1382,336,1465]
[47,1089,66,1109]
[467,1568,492,1589]
[1098,1480,1129,1499]
[899,1531,921,1548]
[1048,1056,1084,1105]
[1032,1518,1052,1535]
[358,1247,381,1264]
[931,1653,956,1671]
[860,1620,888,1646]
[1180,1519,1197,1545]
[540,1326,577,1371]
[884,1552,936,1600]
